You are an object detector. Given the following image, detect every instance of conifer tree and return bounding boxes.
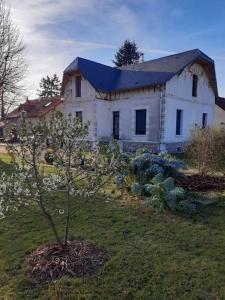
[113,40,144,67]
[37,74,61,98]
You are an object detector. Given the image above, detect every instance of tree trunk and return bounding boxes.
[0,88,5,119]
[63,191,71,247]
[64,153,72,246]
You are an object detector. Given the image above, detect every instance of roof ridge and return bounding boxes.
[121,49,201,68]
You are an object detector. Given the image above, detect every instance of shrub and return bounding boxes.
[187,126,225,176]
[116,150,199,213]
[144,173,186,212]
[116,150,186,194]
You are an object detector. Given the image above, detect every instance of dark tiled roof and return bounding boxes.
[120,49,214,72]
[62,49,218,95]
[216,97,225,111]
[5,97,62,120]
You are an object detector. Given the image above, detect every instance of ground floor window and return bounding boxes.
[113,111,120,139]
[75,111,83,124]
[135,109,146,135]
[176,109,183,135]
[0,128,3,137]
[202,113,207,128]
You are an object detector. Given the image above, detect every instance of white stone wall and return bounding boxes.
[163,63,215,143]
[96,88,161,142]
[64,75,96,101]
[215,106,225,127]
[63,76,97,140]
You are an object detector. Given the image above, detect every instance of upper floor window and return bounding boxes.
[75,76,81,97]
[176,109,183,135]
[135,109,146,135]
[192,74,198,97]
[202,113,207,128]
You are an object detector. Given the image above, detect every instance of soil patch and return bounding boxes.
[175,174,225,192]
[25,240,107,283]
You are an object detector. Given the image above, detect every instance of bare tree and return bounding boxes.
[0,0,26,118]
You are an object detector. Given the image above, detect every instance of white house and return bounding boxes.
[215,97,225,127]
[61,49,217,153]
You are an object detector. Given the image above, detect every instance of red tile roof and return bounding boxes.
[6,97,62,120]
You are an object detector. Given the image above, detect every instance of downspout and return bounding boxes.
[159,84,166,152]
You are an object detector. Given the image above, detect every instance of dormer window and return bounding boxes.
[75,76,81,97]
[45,102,52,107]
[192,74,198,97]
[20,110,27,119]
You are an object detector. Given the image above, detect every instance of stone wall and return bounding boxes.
[122,141,159,153]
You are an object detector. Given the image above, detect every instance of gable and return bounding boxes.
[166,63,216,102]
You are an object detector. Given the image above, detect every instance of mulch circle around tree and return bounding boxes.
[175,174,225,192]
[25,240,108,283]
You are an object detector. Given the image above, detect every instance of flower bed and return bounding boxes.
[175,174,225,192]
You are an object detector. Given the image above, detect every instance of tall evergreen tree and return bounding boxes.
[113,40,144,67]
[37,74,61,98]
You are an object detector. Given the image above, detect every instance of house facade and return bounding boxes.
[62,49,217,153]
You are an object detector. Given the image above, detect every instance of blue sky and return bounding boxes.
[8,0,225,97]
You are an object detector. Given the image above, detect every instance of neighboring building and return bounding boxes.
[215,97,225,127]
[0,97,63,139]
[61,49,217,153]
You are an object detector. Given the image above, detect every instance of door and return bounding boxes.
[113,111,120,139]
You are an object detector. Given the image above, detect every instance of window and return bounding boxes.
[0,128,3,137]
[135,109,146,135]
[202,113,207,128]
[45,102,52,107]
[75,76,81,97]
[113,111,120,139]
[20,110,27,118]
[192,74,198,97]
[75,111,83,124]
[176,109,183,135]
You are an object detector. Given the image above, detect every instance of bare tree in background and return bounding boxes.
[0,0,26,119]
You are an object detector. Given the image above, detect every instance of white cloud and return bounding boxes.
[6,0,142,97]
[5,0,178,98]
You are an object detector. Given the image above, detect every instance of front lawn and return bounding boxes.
[0,153,225,299]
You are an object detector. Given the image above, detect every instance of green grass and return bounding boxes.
[0,154,225,299]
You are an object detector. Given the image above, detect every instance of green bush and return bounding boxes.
[116,150,186,195]
[116,150,213,214]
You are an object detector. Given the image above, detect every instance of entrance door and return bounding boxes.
[113,111,120,139]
